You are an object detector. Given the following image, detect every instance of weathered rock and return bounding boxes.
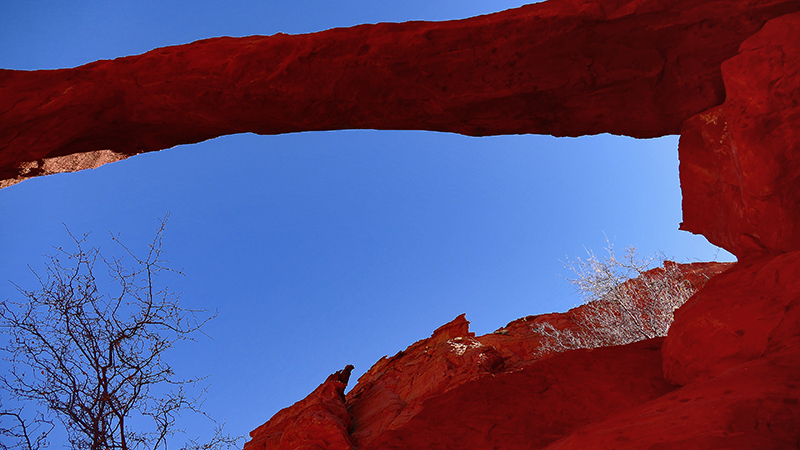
[246,262,728,449]
[564,251,800,449]
[245,366,355,450]
[359,338,677,450]
[223,246,797,450]
[2,0,799,187]
[663,250,800,386]
[5,0,800,448]
[545,346,800,449]
[679,12,800,258]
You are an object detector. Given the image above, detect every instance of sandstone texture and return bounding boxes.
[664,251,800,386]
[246,263,734,450]
[4,0,800,448]
[359,339,675,450]
[239,3,800,446]
[246,366,355,450]
[2,0,799,187]
[547,347,800,449]
[679,12,800,258]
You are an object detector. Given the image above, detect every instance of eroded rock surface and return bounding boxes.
[245,366,355,450]
[247,263,732,450]
[358,339,676,450]
[663,250,800,386]
[2,0,799,187]
[679,12,800,258]
[546,347,800,449]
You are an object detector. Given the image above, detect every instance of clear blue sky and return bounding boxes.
[0,0,734,446]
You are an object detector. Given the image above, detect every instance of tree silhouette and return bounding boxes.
[0,216,238,450]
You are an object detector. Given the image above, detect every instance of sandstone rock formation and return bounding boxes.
[3,0,800,448]
[245,262,731,450]
[241,3,800,448]
[679,12,800,258]
[2,0,799,187]
[246,366,356,450]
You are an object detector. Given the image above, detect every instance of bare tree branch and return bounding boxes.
[0,216,240,450]
[0,401,54,450]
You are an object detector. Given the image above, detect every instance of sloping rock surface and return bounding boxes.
[664,250,800,386]
[247,263,734,450]
[358,338,675,450]
[546,347,800,449]
[245,366,355,450]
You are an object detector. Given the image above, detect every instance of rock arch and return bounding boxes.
[2,0,800,447]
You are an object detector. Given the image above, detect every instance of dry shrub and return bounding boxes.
[534,245,702,356]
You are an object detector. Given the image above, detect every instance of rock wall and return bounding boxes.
[245,263,733,450]
[3,0,800,448]
[246,257,800,449]
[679,12,800,258]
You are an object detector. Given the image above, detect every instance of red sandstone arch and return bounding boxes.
[1,0,796,182]
[4,1,800,448]
[4,0,799,258]
[5,0,799,259]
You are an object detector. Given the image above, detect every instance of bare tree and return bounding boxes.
[534,243,700,355]
[0,216,239,450]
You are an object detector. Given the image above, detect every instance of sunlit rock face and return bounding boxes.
[246,263,732,450]
[238,3,800,445]
[245,367,356,450]
[4,0,800,448]
[248,258,800,449]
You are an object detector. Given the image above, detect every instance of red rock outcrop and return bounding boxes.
[546,346,800,449]
[246,366,355,450]
[359,338,676,450]
[549,252,800,448]
[679,12,800,258]
[246,262,732,450]
[2,0,800,187]
[663,250,800,386]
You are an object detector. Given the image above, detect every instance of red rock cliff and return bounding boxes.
[239,2,800,447]
[247,256,800,449]
[679,12,800,258]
